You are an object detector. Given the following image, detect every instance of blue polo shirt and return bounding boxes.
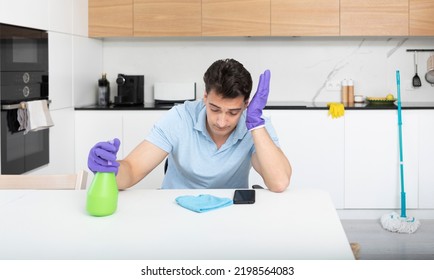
[145,100,279,189]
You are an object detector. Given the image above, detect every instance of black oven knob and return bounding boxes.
[23,86,30,97]
[23,73,30,84]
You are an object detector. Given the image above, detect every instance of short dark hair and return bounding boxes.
[203,59,252,101]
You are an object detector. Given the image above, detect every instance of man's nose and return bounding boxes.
[217,113,227,127]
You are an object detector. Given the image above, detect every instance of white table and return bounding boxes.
[0,188,354,260]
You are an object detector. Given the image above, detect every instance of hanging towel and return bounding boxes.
[6,109,22,133]
[175,194,233,213]
[21,100,54,134]
[17,108,28,132]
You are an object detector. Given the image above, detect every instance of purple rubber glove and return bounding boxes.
[87,138,121,174]
[246,70,270,131]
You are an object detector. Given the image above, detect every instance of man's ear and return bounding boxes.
[245,99,250,109]
[203,91,208,102]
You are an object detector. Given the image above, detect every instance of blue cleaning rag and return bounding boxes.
[175,194,233,213]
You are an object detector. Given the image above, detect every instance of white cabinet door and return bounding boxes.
[122,111,166,189]
[75,111,123,188]
[0,0,49,30]
[344,110,419,209]
[49,32,73,110]
[418,110,434,209]
[48,0,72,33]
[252,110,345,208]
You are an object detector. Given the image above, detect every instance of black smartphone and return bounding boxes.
[233,189,255,204]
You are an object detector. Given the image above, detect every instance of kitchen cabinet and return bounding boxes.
[134,0,201,36]
[49,32,73,110]
[410,0,434,36]
[89,0,133,37]
[257,110,345,208]
[122,111,166,188]
[271,0,339,36]
[75,111,123,187]
[0,0,49,30]
[75,110,166,189]
[202,0,270,36]
[344,110,419,209]
[340,0,408,36]
[49,0,73,34]
[418,111,434,208]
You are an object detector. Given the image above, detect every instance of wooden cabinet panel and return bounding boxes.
[89,0,133,37]
[340,0,408,36]
[410,0,434,36]
[202,0,270,36]
[134,0,201,36]
[271,0,339,36]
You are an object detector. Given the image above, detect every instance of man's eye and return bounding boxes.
[229,111,238,116]
[211,108,219,112]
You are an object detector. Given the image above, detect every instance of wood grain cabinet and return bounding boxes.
[340,0,408,36]
[271,0,339,36]
[410,0,434,36]
[202,0,270,36]
[89,0,133,37]
[134,0,201,36]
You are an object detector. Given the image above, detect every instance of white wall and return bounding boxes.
[101,37,434,105]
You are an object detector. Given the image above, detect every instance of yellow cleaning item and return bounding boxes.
[327,103,345,119]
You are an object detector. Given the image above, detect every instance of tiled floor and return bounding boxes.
[341,219,434,260]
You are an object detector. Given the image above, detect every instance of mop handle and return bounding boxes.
[396,70,406,218]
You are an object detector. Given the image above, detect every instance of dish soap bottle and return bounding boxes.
[98,73,110,107]
[86,172,118,217]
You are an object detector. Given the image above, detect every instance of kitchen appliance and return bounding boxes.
[0,23,50,174]
[425,54,434,86]
[114,74,144,105]
[154,82,196,104]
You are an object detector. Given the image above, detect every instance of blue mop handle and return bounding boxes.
[396,70,406,218]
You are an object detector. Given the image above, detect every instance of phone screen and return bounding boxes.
[233,190,255,204]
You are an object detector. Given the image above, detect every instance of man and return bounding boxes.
[88,59,291,192]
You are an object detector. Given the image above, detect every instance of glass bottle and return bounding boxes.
[98,73,110,107]
[86,172,118,217]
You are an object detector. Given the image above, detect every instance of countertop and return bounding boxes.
[0,188,353,260]
[75,101,434,111]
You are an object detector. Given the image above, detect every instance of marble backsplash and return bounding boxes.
[102,37,434,104]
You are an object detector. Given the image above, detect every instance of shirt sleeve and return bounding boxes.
[145,106,184,153]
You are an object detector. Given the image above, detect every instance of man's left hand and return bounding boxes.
[246,70,270,131]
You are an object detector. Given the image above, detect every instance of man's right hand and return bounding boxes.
[87,138,121,174]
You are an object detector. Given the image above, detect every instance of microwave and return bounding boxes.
[0,23,48,72]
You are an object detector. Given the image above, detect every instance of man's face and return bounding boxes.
[203,90,248,140]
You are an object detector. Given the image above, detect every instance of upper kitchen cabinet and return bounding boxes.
[271,0,339,36]
[410,0,434,36]
[134,0,201,36]
[0,0,49,30]
[202,0,270,36]
[89,0,133,37]
[340,0,408,36]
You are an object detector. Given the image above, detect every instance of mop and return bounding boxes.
[380,70,421,234]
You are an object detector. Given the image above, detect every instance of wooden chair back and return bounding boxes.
[0,170,88,190]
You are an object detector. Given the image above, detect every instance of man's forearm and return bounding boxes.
[251,127,292,192]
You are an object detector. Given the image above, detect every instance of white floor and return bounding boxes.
[341,219,434,260]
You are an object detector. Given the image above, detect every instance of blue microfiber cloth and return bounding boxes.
[175,194,233,213]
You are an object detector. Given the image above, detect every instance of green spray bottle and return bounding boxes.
[86,172,118,217]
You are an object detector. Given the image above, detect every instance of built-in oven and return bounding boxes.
[0,23,49,174]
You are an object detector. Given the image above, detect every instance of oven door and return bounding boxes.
[1,108,49,174]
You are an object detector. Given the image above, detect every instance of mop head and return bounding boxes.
[381,212,421,234]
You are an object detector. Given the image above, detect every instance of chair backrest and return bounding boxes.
[0,170,88,190]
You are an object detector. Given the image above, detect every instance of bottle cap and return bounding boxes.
[347,79,354,86]
[342,79,348,86]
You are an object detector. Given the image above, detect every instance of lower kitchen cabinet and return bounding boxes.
[75,108,434,210]
[260,110,345,208]
[344,110,419,209]
[75,110,166,189]
[75,111,123,187]
[418,110,434,208]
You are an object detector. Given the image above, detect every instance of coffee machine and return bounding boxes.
[114,74,144,105]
